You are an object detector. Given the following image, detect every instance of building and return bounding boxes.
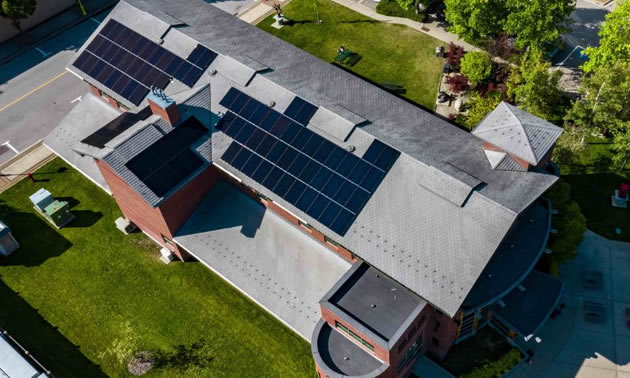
[44,0,565,376]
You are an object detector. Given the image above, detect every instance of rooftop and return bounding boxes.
[46,0,562,316]
[322,262,427,344]
[312,321,387,377]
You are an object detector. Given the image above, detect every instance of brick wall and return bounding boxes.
[425,309,459,359]
[96,159,220,260]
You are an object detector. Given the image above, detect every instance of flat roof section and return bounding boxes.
[312,321,387,378]
[174,180,352,339]
[327,263,427,342]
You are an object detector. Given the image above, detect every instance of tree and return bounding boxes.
[504,0,575,54]
[396,0,427,14]
[0,0,36,31]
[444,0,508,42]
[460,51,492,86]
[508,56,565,122]
[446,74,469,93]
[545,180,585,277]
[463,91,503,130]
[565,61,630,134]
[582,0,630,73]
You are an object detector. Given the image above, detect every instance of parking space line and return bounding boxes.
[35,47,51,57]
[2,141,19,154]
[90,17,101,25]
[0,71,67,113]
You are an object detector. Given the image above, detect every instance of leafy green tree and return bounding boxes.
[504,0,575,54]
[582,0,630,73]
[565,61,630,134]
[444,0,508,42]
[460,51,492,86]
[508,56,565,122]
[395,0,427,14]
[545,180,586,276]
[463,91,503,130]
[0,0,36,31]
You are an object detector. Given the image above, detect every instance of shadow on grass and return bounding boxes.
[0,211,72,267]
[563,172,630,241]
[0,280,107,377]
[66,210,103,228]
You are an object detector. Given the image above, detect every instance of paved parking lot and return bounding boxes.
[509,230,630,378]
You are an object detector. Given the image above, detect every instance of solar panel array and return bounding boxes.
[283,96,318,125]
[74,19,217,105]
[126,117,207,197]
[217,88,399,235]
[82,107,152,148]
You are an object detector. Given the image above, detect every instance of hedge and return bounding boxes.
[462,348,522,378]
[375,0,426,22]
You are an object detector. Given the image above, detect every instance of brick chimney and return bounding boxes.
[146,88,180,125]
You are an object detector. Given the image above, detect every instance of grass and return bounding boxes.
[559,136,630,242]
[431,328,514,376]
[258,0,445,110]
[0,158,314,377]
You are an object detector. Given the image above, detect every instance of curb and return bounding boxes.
[0,1,117,66]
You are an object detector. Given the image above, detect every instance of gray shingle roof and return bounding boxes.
[472,102,563,165]
[56,0,562,316]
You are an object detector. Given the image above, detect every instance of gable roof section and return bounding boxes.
[472,102,563,165]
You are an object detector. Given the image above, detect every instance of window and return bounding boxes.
[432,337,440,347]
[335,321,375,352]
[162,235,174,246]
[417,314,426,328]
[434,321,441,332]
[397,335,424,371]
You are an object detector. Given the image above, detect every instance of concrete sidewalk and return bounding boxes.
[0,141,55,193]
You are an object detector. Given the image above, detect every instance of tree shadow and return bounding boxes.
[0,280,107,377]
[153,339,214,372]
[0,212,72,267]
[283,19,314,26]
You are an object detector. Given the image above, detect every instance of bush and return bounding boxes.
[376,0,426,22]
[447,42,465,69]
[446,74,469,93]
[463,348,522,378]
[460,51,492,86]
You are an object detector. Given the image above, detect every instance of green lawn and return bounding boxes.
[258,0,445,110]
[0,158,314,377]
[559,137,630,241]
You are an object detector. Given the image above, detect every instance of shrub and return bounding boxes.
[460,51,492,86]
[375,0,426,22]
[447,42,465,69]
[446,74,469,93]
[463,348,522,378]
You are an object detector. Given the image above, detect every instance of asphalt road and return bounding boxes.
[0,12,109,164]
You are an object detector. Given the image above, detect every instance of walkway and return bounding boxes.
[0,141,55,193]
[507,230,630,378]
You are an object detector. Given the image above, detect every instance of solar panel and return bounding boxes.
[82,106,152,148]
[217,88,400,235]
[284,96,318,126]
[126,117,207,197]
[75,19,218,105]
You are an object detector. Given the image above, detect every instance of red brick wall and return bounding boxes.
[389,305,432,374]
[96,160,220,260]
[425,309,459,359]
[147,98,180,125]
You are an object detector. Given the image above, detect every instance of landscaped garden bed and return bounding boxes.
[431,327,522,377]
[0,158,315,377]
[258,0,445,109]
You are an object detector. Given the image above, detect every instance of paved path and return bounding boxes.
[508,230,630,378]
[325,0,477,51]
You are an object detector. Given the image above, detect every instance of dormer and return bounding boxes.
[472,102,563,172]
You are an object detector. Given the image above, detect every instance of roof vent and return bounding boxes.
[370,304,376,308]
[346,145,356,152]
[209,69,218,76]
[268,100,276,107]
[158,38,164,45]
[344,356,350,361]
